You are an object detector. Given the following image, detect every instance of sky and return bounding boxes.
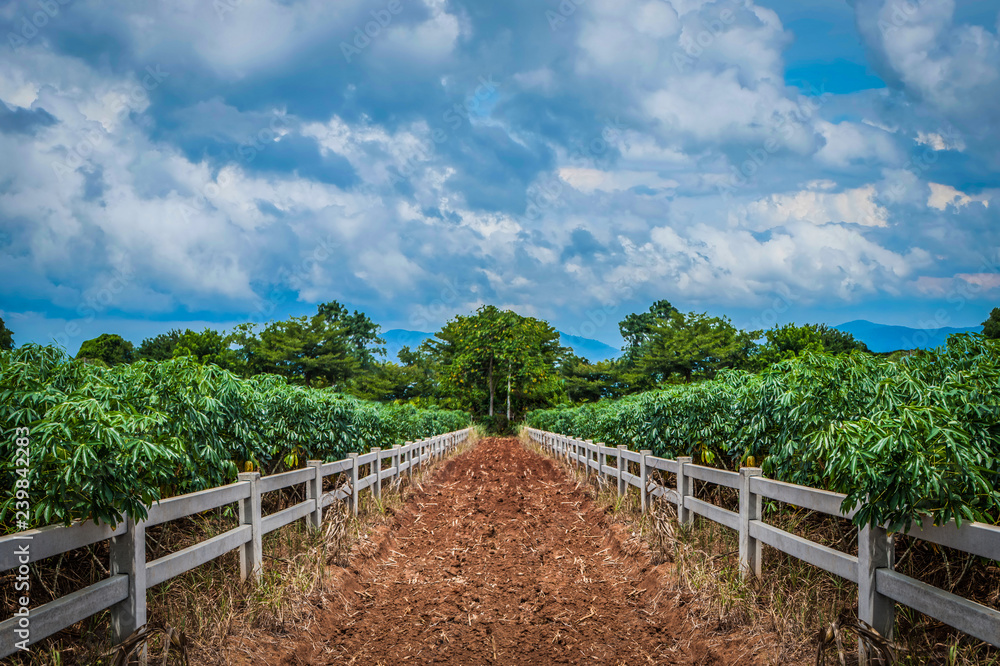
[1,0,999,353]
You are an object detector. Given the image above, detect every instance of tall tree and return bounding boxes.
[744,323,870,371]
[316,301,386,368]
[76,334,135,365]
[254,314,355,386]
[639,311,755,383]
[982,307,1000,339]
[136,329,183,361]
[0,316,13,351]
[425,306,564,419]
[558,353,621,404]
[619,300,679,365]
[172,328,237,369]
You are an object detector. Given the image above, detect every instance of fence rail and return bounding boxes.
[0,428,472,658]
[526,427,1000,654]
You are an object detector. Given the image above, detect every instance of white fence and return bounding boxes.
[0,428,472,658]
[526,427,1000,655]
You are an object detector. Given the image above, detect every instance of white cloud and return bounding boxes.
[927,183,990,210]
[739,184,890,229]
[557,168,678,194]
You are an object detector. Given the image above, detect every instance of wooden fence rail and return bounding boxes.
[0,428,472,658]
[525,427,1000,656]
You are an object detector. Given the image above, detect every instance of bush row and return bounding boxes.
[1,345,468,528]
[527,334,1000,530]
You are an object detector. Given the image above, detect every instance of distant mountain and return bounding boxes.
[833,320,982,353]
[381,329,435,361]
[379,328,620,363]
[557,331,620,362]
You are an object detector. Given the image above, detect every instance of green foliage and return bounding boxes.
[528,334,1000,531]
[558,354,621,404]
[982,307,1000,339]
[424,305,565,419]
[136,329,183,361]
[745,323,870,371]
[316,301,386,368]
[0,345,468,528]
[0,316,13,351]
[618,299,678,365]
[637,310,756,384]
[76,333,135,365]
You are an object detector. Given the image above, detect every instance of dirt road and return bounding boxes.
[266,437,752,665]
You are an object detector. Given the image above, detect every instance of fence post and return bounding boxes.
[639,450,652,513]
[348,453,359,517]
[739,467,763,579]
[676,456,693,525]
[110,515,146,644]
[392,445,401,479]
[616,445,627,496]
[306,460,323,530]
[371,448,382,503]
[858,522,895,658]
[237,472,262,583]
[586,440,595,478]
[404,442,413,478]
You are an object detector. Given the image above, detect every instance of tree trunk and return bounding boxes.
[488,356,494,416]
[506,369,511,421]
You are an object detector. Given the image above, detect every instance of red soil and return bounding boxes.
[247,437,763,665]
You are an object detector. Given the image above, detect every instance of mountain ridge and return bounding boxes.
[380,328,620,363]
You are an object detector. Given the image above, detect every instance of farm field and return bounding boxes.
[241,437,765,665]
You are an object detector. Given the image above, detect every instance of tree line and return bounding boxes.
[3,304,1000,428]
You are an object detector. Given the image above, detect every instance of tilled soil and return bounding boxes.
[261,438,757,665]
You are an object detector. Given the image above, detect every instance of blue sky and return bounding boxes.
[1,0,999,353]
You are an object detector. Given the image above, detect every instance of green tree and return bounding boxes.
[745,323,870,371]
[814,324,869,354]
[558,353,621,403]
[982,308,1000,339]
[316,301,386,368]
[76,334,135,365]
[425,306,564,419]
[136,329,183,361]
[639,311,755,383]
[0,316,13,351]
[172,328,237,369]
[619,300,678,365]
[254,313,356,386]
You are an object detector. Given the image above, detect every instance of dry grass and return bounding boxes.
[524,433,1000,666]
[5,432,479,666]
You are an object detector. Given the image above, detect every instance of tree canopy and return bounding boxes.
[0,316,12,351]
[983,307,1000,339]
[77,333,135,365]
[423,305,565,420]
